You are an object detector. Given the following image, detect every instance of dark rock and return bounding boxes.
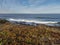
[0,19,9,24]
[54,40,60,44]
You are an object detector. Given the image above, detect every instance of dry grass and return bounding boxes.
[0,19,60,45]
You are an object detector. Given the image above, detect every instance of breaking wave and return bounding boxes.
[7,18,58,24]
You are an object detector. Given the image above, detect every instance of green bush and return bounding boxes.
[0,19,9,24]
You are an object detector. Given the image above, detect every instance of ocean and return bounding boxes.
[0,14,60,26]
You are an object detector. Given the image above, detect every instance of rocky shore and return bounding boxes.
[0,19,60,45]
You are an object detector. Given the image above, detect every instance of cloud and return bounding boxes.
[0,4,60,14]
[28,0,46,6]
[19,5,60,14]
[0,0,60,13]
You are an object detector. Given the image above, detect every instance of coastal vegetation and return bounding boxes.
[0,19,9,24]
[0,19,60,45]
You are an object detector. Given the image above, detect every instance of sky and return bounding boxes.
[0,0,60,13]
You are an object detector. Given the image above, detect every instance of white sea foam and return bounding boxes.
[7,18,58,24]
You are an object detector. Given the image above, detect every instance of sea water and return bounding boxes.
[0,14,60,26]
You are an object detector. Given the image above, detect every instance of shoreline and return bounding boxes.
[0,18,60,26]
[0,19,60,28]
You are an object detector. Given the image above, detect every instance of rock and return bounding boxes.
[54,40,60,44]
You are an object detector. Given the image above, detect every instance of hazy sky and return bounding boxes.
[0,0,60,13]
